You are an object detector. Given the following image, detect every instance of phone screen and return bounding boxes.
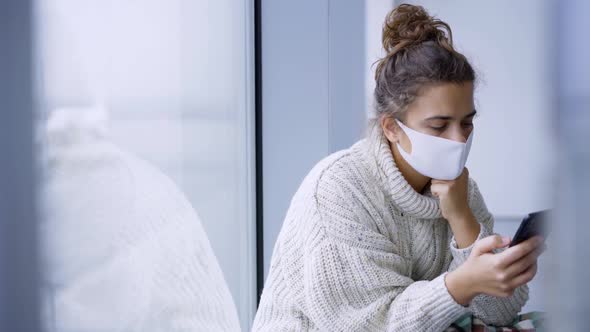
[509,210,551,248]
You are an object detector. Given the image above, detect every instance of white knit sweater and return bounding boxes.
[40,109,241,332]
[253,127,529,331]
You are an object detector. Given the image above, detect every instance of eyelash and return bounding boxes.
[430,123,473,131]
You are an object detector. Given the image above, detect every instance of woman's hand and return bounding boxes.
[431,168,472,223]
[446,234,547,305]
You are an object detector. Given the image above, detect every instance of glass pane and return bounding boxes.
[35,0,256,331]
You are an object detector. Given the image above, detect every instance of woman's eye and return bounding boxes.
[430,125,446,131]
[462,122,474,128]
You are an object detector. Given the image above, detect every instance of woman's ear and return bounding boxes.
[381,116,402,143]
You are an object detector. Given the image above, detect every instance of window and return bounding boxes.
[36,0,256,330]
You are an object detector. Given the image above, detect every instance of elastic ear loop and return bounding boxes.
[394,119,413,155]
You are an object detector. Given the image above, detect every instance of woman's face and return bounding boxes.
[382,82,476,151]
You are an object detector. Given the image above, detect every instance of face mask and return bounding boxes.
[395,119,473,180]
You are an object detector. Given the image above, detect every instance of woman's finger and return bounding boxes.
[431,181,456,187]
[503,246,542,279]
[473,234,510,256]
[508,261,538,289]
[496,235,543,268]
[430,182,450,196]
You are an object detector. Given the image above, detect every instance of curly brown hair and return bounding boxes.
[372,4,475,125]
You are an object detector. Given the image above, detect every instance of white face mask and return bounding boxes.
[395,119,473,180]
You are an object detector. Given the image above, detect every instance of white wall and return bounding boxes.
[365,0,395,116]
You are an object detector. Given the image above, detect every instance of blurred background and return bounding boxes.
[0,0,588,331]
[36,1,257,330]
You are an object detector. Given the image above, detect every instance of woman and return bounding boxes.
[253,4,545,332]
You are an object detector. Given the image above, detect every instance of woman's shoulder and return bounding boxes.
[287,138,387,236]
[282,139,393,253]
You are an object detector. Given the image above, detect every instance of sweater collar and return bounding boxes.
[358,126,443,220]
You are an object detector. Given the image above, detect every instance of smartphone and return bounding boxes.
[509,210,551,248]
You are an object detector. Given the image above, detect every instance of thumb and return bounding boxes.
[473,234,510,256]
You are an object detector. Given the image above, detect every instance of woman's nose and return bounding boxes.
[448,128,469,143]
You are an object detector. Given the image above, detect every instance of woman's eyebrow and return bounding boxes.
[424,109,477,121]
[464,109,478,118]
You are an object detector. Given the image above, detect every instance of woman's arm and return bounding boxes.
[305,171,470,332]
[446,180,529,326]
[304,228,470,332]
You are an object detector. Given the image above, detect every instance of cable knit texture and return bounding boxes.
[253,127,528,331]
[40,108,241,332]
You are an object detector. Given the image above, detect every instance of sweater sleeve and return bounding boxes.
[305,171,469,332]
[446,179,529,326]
[304,237,469,331]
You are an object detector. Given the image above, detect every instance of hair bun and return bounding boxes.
[382,4,453,55]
